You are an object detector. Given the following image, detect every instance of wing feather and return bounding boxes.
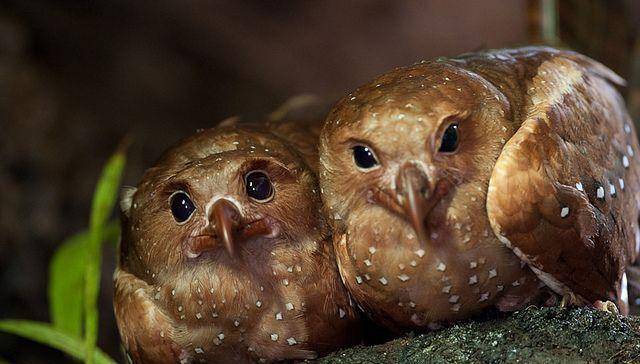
[487,54,640,306]
[113,268,179,364]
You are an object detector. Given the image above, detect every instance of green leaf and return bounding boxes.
[84,142,128,364]
[48,221,120,337]
[0,320,116,364]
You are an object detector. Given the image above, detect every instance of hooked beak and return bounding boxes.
[398,163,430,244]
[210,198,241,257]
[397,162,447,246]
[187,198,278,259]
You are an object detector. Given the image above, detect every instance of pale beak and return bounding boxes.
[398,163,432,245]
[210,198,241,257]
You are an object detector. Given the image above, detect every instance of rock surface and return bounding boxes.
[314,307,640,363]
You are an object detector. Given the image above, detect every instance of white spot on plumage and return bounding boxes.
[469,261,478,269]
[436,262,446,272]
[379,277,388,285]
[339,308,346,318]
[625,123,631,134]
[364,259,372,267]
[195,347,204,354]
[560,206,570,218]
[449,295,459,303]
[621,273,629,305]
[271,333,279,341]
[411,313,421,324]
[415,249,425,258]
[479,292,490,302]
[609,182,616,196]
[488,269,497,279]
[597,186,605,199]
[218,333,225,340]
[442,285,452,293]
[195,313,202,320]
[256,300,262,308]
[275,312,283,320]
[623,155,630,168]
[285,303,294,311]
[286,337,298,346]
[451,304,461,312]
[575,182,583,191]
[369,246,377,254]
[469,275,478,285]
[627,145,634,157]
[355,276,363,284]
[397,274,410,282]
[282,279,289,286]
[619,178,625,190]
[410,260,418,267]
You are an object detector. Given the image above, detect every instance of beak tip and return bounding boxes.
[211,199,241,258]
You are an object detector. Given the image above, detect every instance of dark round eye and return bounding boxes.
[170,191,196,223]
[352,145,379,169]
[439,123,459,153]
[245,170,274,202]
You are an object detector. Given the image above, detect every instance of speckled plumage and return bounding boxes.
[114,120,360,363]
[319,47,640,330]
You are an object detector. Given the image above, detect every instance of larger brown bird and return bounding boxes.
[114,119,360,363]
[319,47,640,330]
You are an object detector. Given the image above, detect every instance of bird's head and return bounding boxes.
[320,60,513,260]
[120,126,323,278]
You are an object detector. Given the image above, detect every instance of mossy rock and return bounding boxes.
[314,307,640,363]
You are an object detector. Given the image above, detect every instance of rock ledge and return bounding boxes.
[315,307,640,363]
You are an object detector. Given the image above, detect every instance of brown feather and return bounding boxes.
[114,120,361,363]
[319,46,637,331]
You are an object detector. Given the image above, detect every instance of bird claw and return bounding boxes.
[559,292,579,308]
[593,300,619,315]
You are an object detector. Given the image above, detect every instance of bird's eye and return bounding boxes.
[245,170,274,202]
[352,145,379,170]
[439,123,459,153]
[170,191,196,223]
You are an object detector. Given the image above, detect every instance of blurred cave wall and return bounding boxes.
[0,0,638,362]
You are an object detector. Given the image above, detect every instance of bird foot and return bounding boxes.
[559,292,579,308]
[593,300,619,315]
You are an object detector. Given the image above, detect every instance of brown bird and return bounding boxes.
[319,47,640,330]
[114,119,360,363]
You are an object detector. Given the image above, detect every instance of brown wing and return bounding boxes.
[266,118,322,171]
[113,268,179,364]
[486,54,640,306]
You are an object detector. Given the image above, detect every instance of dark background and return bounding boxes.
[1,1,639,362]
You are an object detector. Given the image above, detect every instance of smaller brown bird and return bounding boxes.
[114,119,360,363]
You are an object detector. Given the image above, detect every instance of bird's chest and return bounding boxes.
[153,266,315,363]
[338,200,542,327]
